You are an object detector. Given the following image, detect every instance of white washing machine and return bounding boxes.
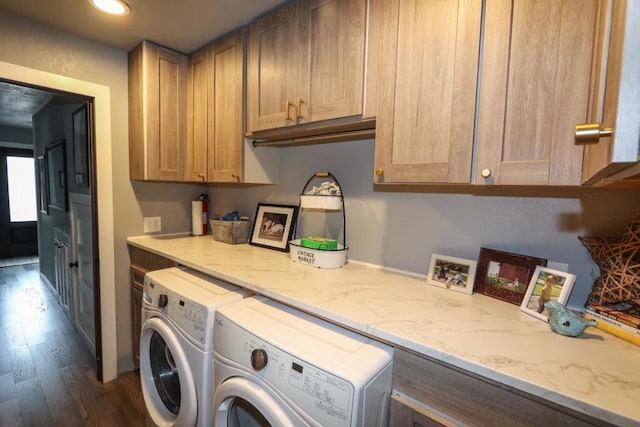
[140,267,246,427]
[212,296,393,427]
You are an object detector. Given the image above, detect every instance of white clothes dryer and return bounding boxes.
[212,296,393,427]
[140,267,246,427]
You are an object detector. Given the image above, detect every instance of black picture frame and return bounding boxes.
[249,203,299,252]
[46,139,67,211]
[72,104,89,186]
[37,155,49,215]
[473,247,547,305]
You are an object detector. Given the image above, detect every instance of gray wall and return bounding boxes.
[209,140,640,310]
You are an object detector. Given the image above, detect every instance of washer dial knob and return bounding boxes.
[158,294,168,308]
[251,349,268,371]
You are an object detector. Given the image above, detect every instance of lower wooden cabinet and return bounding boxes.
[391,348,612,427]
[128,245,177,367]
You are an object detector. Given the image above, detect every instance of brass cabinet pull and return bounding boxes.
[197,173,205,180]
[481,168,492,178]
[375,168,384,177]
[575,123,613,145]
[296,97,304,119]
[285,101,292,121]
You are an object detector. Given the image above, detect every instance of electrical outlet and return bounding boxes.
[144,216,162,233]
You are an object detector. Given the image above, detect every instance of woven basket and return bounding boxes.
[580,215,640,305]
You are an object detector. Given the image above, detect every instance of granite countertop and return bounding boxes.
[127,234,640,425]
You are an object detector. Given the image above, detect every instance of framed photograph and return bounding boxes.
[520,266,575,321]
[72,104,89,186]
[474,247,547,305]
[37,155,49,214]
[46,139,67,211]
[249,203,299,251]
[427,254,476,294]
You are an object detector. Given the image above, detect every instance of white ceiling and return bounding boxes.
[0,0,286,130]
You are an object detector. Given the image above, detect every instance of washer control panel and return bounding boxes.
[146,281,208,345]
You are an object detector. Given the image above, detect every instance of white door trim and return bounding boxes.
[0,60,117,382]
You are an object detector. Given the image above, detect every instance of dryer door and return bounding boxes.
[214,377,310,427]
[140,316,198,427]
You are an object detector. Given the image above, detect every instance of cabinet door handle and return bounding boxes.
[575,123,613,145]
[375,168,384,177]
[285,101,292,121]
[296,97,304,119]
[481,168,492,178]
[69,261,78,269]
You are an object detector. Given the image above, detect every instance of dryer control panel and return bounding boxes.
[247,336,354,425]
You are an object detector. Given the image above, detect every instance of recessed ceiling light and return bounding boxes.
[89,0,131,15]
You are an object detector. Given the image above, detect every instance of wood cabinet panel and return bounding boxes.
[247,4,298,133]
[475,0,602,186]
[372,0,481,184]
[247,0,366,134]
[186,44,212,182]
[129,41,187,181]
[581,0,640,186]
[392,348,611,427]
[209,30,245,182]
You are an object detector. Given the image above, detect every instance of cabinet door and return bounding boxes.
[186,44,213,182]
[129,41,188,181]
[209,30,245,183]
[581,0,640,186]
[475,0,602,186]
[373,0,482,183]
[296,0,366,124]
[247,3,298,133]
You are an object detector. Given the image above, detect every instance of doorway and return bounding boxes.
[0,78,102,380]
[1,62,117,382]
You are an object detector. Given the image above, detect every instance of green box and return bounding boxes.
[300,237,338,250]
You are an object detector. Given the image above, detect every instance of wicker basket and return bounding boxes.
[210,219,252,244]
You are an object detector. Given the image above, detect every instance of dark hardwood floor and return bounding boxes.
[0,262,147,426]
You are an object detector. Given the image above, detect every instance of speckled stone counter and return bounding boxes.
[127,234,640,426]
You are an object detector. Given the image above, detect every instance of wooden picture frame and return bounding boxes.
[427,254,476,295]
[473,247,547,305]
[37,154,49,214]
[249,203,299,251]
[72,104,89,186]
[520,266,575,321]
[46,139,67,211]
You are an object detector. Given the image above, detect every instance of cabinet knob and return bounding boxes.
[197,173,205,180]
[575,123,613,145]
[375,168,384,177]
[481,168,492,178]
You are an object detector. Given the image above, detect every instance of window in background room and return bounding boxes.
[7,156,37,222]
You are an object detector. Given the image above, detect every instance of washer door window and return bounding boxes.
[214,377,308,427]
[141,317,198,427]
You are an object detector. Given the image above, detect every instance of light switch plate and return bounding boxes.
[144,216,162,233]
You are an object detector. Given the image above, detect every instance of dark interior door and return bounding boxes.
[0,147,38,259]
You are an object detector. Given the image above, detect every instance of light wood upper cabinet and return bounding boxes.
[186,44,211,182]
[247,0,367,134]
[371,0,482,184]
[209,31,246,182]
[475,0,604,186]
[186,30,245,183]
[129,41,188,181]
[581,0,640,187]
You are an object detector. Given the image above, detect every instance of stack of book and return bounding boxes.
[582,302,640,347]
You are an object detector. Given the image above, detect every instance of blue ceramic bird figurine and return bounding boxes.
[545,301,596,337]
